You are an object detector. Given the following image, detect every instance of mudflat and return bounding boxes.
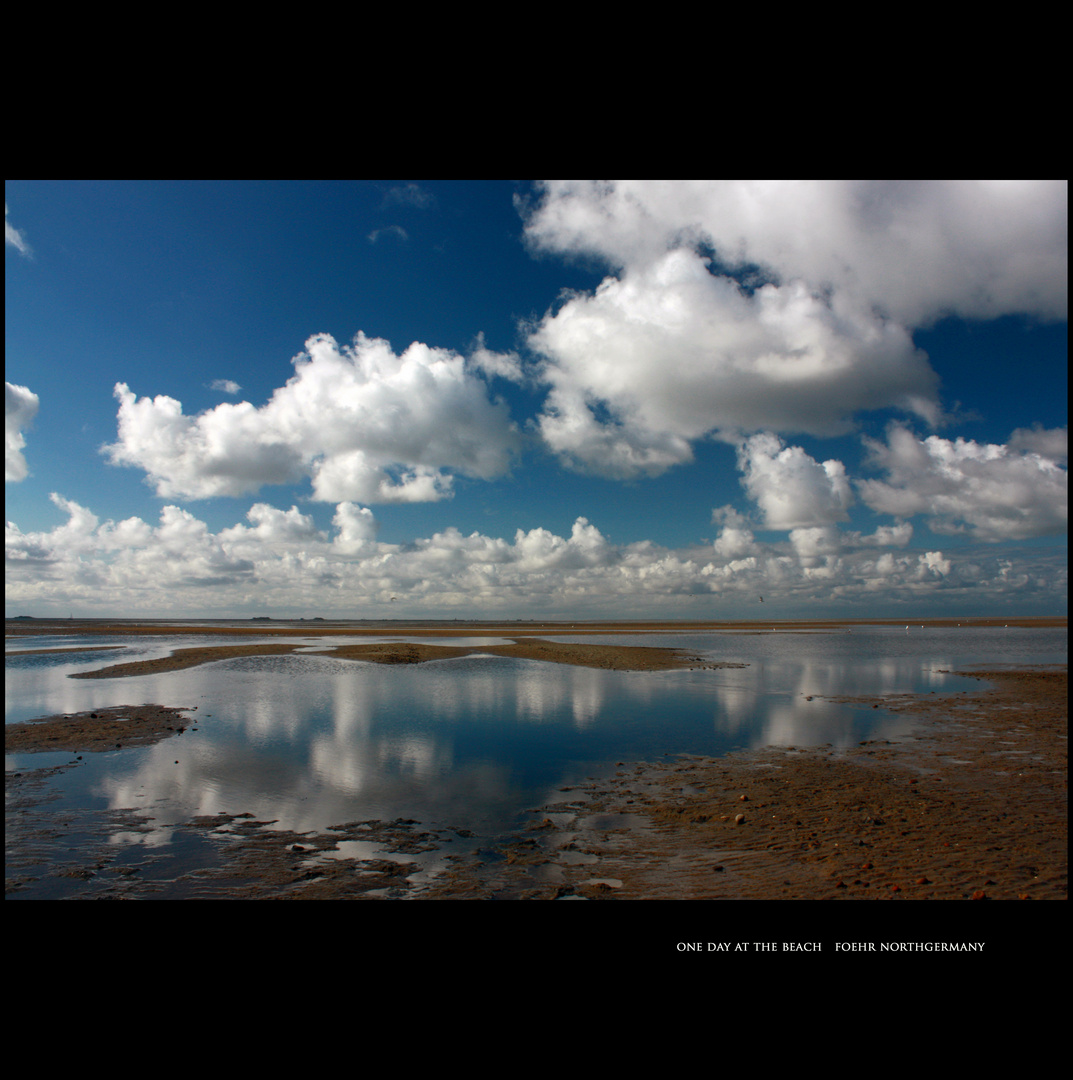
[58,637,730,679]
[5,704,198,754]
[419,667,1067,901]
[8,616,1062,680]
[6,664,1065,901]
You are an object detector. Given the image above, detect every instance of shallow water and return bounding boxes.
[5,624,1065,897]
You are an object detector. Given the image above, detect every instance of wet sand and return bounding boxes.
[8,645,124,656]
[8,618,760,679]
[9,616,1060,680]
[6,664,1064,902]
[5,704,199,754]
[418,667,1066,901]
[59,637,732,679]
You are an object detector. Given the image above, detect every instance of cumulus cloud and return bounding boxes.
[788,526,844,566]
[1008,424,1068,464]
[5,495,1065,617]
[105,383,305,498]
[529,251,938,474]
[857,424,1068,541]
[103,332,521,503]
[467,332,526,384]
[331,502,379,554]
[5,203,30,256]
[6,382,39,482]
[736,433,853,530]
[219,503,326,550]
[848,522,915,548]
[711,506,757,559]
[209,379,242,395]
[521,180,1066,477]
[523,180,1067,324]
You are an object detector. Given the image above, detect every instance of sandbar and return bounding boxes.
[63,637,729,679]
[10,615,1060,680]
[8,645,124,656]
[5,703,199,754]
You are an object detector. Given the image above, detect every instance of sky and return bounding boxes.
[5,179,1068,620]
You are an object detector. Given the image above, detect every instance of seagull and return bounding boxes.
[759,596,764,602]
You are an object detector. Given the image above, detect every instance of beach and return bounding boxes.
[419,666,1066,901]
[5,619,1067,901]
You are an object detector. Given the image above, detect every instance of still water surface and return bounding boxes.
[6,625,1065,893]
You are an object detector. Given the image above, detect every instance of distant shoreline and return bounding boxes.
[6,617,1064,681]
[6,615,1067,638]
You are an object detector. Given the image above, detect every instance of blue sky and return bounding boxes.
[5,180,1067,619]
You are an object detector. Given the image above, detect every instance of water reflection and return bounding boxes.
[6,625,1066,891]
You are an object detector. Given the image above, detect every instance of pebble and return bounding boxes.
[734,813,745,824]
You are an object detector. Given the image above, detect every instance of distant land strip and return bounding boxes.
[6,615,1066,640]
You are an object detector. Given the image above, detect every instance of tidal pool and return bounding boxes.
[5,624,1065,898]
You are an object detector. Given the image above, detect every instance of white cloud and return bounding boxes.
[103,332,521,503]
[209,379,242,395]
[331,502,380,554]
[711,505,757,559]
[310,453,454,504]
[105,384,305,498]
[521,180,1066,477]
[382,184,435,210]
[789,525,844,566]
[536,380,696,478]
[848,522,915,548]
[367,225,408,244]
[1008,424,1068,464]
[737,432,853,530]
[467,332,526,384]
[529,251,938,475]
[42,493,101,553]
[6,382,39,482]
[219,503,326,550]
[5,203,30,256]
[857,424,1068,541]
[5,495,1065,617]
[524,180,1067,324]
